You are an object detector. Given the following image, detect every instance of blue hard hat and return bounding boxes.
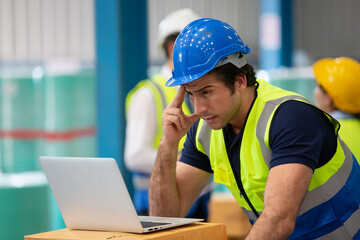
[166,18,252,87]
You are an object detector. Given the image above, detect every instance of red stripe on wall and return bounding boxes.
[0,127,96,141]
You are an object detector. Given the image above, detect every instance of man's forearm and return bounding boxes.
[245,211,294,240]
[149,140,181,217]
[245,164,311,240]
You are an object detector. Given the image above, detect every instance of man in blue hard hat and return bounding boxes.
[149,18,360,239]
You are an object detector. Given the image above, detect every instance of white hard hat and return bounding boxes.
[157,8,200,48]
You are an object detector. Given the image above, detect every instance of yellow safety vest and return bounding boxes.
[338,118,360,162]
[195,79,360,239]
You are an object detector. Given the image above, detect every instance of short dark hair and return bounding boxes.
[211,60,257,93]
[162,32,180,59]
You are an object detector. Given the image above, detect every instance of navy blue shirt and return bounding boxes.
[179,100,337,182]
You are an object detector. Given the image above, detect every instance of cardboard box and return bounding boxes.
[209,193,252,240]
[24,222,226,240]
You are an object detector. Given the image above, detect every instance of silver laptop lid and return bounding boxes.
[40,156,144,232]
[40,156,203,233]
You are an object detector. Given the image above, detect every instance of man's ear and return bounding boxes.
[235,74,247,90]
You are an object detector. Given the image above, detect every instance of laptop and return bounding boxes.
[39,156,203,233]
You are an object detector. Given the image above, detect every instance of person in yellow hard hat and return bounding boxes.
[124,8,211,219]
[313,57,360,161]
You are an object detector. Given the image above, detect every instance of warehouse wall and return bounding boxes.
[0,0,359,64]
[295,0,360,62]
[0,0,94,62]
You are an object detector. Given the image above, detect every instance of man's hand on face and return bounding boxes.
[161,85,200,144]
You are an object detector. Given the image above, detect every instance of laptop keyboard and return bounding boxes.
[141,221,171,228]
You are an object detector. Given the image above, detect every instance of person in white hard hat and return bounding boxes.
[124,8,211,219]
[155,8,201,77]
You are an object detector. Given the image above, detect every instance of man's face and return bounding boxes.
[184,73,243,130]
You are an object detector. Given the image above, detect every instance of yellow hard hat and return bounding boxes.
[313,57,360,114]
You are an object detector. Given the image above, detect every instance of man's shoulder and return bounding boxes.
[272,100,335,137]
[275,100,326,123]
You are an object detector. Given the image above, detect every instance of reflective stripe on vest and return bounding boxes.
[195,79,360,239]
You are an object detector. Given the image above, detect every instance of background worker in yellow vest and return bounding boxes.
[149,18,360,239]
[313,57,360,161]
[124,9,211,219]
